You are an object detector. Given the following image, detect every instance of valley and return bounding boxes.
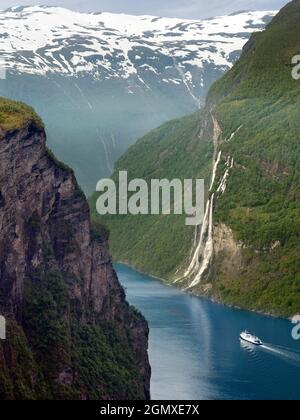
[1,0,300,402]
[0,6,275,194]
[92,0,300,318]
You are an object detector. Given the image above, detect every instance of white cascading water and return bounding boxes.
[209,151,222,191]
[182,147,222,281]
[182,199,211,279]
[187,194,215,289]
[193,226,198,248]
[225,125,243,142]
[176,114,236,289]
[217,156,234,195]
[186,151,222,275]
[181,152,234,289]
[217,171,228,194]
[177,129,222,286]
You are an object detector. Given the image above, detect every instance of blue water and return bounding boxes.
[116,263,300,401]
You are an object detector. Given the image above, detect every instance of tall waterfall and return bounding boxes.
[210,151,222,191]
[183,199,211,279]
[217,156,234,195]
[187,151,222,275]
[176,114,235,290]
[187,194,215,289]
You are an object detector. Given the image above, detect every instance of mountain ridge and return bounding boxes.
[0,5,276,194]
[0,6,276,82]
[91,0,300,317]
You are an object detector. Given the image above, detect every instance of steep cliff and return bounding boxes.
[201,0,300,316]
[91,1,300,317]
[0,98,150,400]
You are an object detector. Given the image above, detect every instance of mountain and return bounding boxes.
[0,6,276,194]
[91,0,300,317]
[0,97,150,400]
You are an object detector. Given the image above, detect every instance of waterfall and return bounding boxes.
[225,125,243,142]
[217,156,234,195]
[176,116,221,286]
[179,152,235,288]
[187,194,215,289]
[178,149,221,283]
[183,199,210,278]
[210,151,222,191]
[193,225,198,248]
[217,169,229,194]
[176,112,236,289]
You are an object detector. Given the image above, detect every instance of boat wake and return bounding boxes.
[261,344,300,366]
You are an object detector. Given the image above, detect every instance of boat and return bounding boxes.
[240,331,263,346]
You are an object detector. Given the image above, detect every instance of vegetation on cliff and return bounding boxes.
[0,104,150,400]
[205,0,300,315]
[91,0,300,317]
[90,112,213,278]
[0,97,44,131]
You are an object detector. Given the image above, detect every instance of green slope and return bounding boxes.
[91,0,300,316]
[90,112,213,278]
[205,0,300,316]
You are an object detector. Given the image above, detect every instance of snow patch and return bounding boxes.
[0,6,276,80]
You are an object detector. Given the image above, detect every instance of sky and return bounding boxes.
[0,0,288,18]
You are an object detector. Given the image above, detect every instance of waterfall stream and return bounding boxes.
[183,198,210,279]
[178,116,235,290]
[187,194,215,289]
[210,151,222,191]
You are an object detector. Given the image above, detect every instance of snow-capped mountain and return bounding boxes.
[0,6,276,193]
[0,7,275,90]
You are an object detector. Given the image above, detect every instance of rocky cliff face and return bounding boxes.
[0,107,150,400]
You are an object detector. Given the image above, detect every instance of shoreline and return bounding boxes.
[115,260,291,322]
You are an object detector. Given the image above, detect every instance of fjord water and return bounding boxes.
[116,263,300,400]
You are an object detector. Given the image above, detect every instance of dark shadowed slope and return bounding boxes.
[0,97,150,400]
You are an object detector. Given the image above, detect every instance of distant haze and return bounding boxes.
[0,0,287,18]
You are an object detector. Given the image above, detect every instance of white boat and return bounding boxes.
[240,331,263,346]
